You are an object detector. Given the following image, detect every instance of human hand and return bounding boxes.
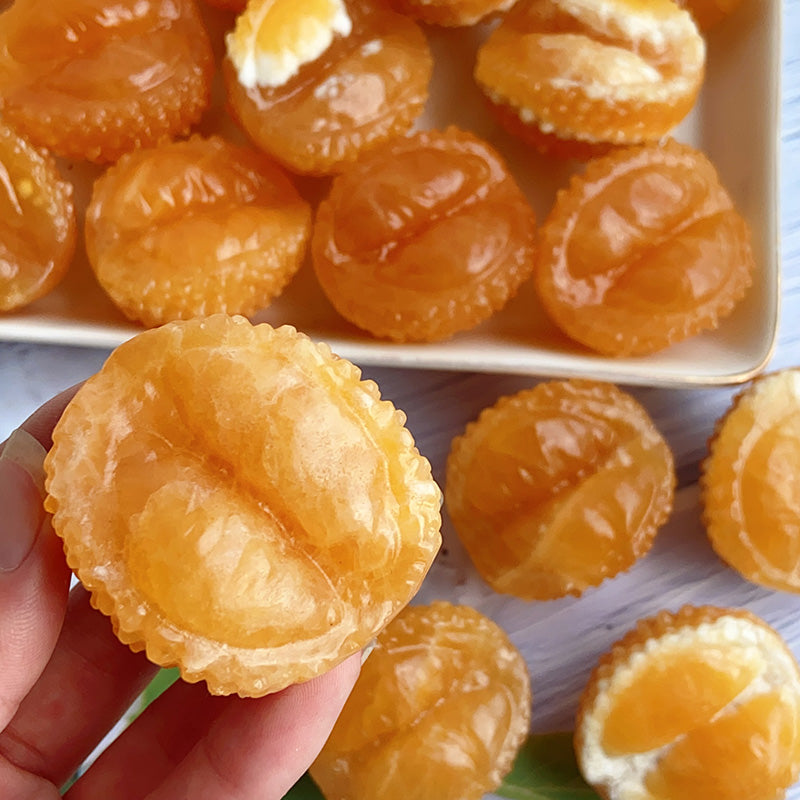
[0,387,360,799]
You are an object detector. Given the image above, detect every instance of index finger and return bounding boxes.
[0,380,157,788]
[0,385,82,737]
[1,382,83,454]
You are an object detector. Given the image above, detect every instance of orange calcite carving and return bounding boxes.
[311,601,531,800]
[44,315,443,696]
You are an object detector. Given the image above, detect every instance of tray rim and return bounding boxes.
[0,0,784,390]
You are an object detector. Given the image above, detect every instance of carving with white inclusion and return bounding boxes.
[228,0,353,89]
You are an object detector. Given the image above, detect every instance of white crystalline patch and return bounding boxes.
[414,0,515,23]
[557,0,698,51]
[578,615,800,798]
[538,35,662,89]
[359,38,383,57]
[227,0,352,89]
[313,74,345,100]
[533,33,696,103]
[482,31,699,143]
[546,0,706,97]
[751,369,800,406]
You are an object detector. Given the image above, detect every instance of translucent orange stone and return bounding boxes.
[84,134,312,327]
[701,369,800,594]
[0,121,76,312]
[388,0,516,27]
[474,0,705,157]
[676,0,745,29]
[536,140,755,357]
[0,0,214,163]
[203,0,247,10]
[44,315,442,696]
[311,127,537,342]
[575,606,800,800]
[445,379,675,600]
[310,601,531,800]
[223,0,433,175]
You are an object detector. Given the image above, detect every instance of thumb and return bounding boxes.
[0,428,71,731]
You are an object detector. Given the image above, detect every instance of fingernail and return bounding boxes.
[1,428,46,495]
[361,638,377,664]
[0,429,48,573]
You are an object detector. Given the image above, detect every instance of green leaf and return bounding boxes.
[60,669,182,794]
[283,772,325,799]
[496,731,601,800]
[279,732,601,800]
[140,667,181,710]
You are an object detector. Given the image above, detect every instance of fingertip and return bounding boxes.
[328,651,362,700]
[286,652,362,722]
[0,428,47,495]
[0,424,72,724]
[0,484,70,730]
[0,425,68,581]
[17,382,83,453]
[0,459,44,574]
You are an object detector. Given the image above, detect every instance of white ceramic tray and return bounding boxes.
[0,0,781,388]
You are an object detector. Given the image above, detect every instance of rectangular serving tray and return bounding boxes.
[0,0,781,388]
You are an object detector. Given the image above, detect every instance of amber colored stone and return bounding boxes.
[312,126,537,342]
[311,601,531,800]
[203,0,246,10]
[676,0,745,29]
[388,0,515,27]
[702,369,800,594]
[474,0,705,157]
[44,315,442,696]
[536,140,755,356]
[223,0,433,176]
[0,0,214,163]
[575,606,800,800]
[446,379,675,600]
[0,120,76,311]
[85,134,312,327]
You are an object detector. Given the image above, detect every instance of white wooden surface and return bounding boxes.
[0,1,798,795]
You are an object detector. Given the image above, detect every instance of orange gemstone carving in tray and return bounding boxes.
[0,0,781,388]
